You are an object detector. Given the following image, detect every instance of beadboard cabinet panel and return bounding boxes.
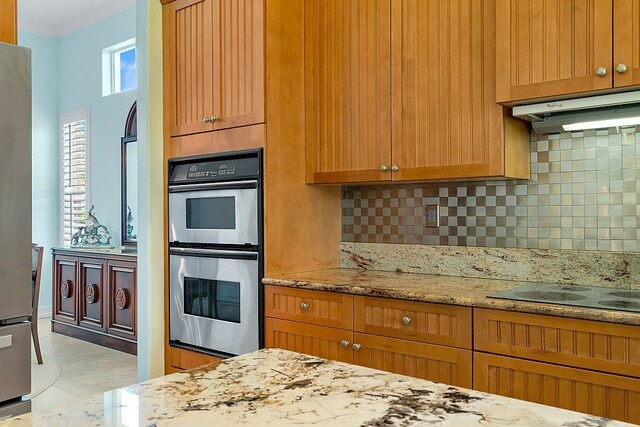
[265,318,354,363]
[474,352,640,424]
[474,308,640,378]
[496,0,613,102]
[353,333,472,388]
[354,296,472,348]
[305,0,392,183]
[614,0,640,87]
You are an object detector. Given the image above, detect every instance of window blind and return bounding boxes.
[61,115,88,246]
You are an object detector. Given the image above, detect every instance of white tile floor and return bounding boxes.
[30,318,137,412]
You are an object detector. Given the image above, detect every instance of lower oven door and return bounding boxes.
[169,248,259,356]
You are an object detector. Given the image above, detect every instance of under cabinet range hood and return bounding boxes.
[512,91,640,134]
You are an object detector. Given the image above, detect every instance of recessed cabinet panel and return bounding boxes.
[305,0,392,183]
[53,256,77,324]
[106,261,137,341]
[496,0,613,102]
[78,259,105,331]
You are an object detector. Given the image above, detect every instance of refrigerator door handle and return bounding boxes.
[0,335,13,350]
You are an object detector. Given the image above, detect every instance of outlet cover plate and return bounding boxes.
[425,204,439,228]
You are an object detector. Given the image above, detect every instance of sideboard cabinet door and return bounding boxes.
[106,260,137,341]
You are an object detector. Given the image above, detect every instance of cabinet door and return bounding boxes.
[353,333,472,388]
[106,261,137,341]
[614,0,640,87]
[496,0,613,103]
[305,0,392,184]
[211,0,264,131]
[53,256,78,325]
[391,0,529,181]
[78,259,106,331]
[163,0,214,137]
[474,352,640,424]
[0,0,17,44]
[265,318,354,363]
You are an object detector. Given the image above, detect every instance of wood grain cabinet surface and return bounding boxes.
[163,0,264,138]
[264,285,472,387]
[306,0,530,184]
[474,352,640,424]
[51,249,137,354]
[496,0,640,103]
[0,0,17,44]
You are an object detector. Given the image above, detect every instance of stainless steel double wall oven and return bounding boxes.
[168,149,263,357]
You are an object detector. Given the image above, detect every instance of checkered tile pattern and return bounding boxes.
[342,126,640,252]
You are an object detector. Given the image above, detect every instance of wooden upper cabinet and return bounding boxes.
[305,0,392,184]
[496,0,614,103]
[0,0,17,44]
[391,0,529,181]
[163,0,264,138]
[614,0,640,87]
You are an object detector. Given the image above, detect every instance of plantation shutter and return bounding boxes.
[61,111,89,246]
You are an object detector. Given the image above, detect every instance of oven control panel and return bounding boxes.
[169,151,261,184]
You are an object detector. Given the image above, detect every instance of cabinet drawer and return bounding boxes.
[353,332,472,388]
[354,296,471,349]
[265,318,353,364]
[474,352,640,424]
[264,285,354,329]
[474,308,640,378]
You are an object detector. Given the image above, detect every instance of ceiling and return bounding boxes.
[18,0,135,39]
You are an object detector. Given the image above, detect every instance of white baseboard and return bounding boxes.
[38,306,52,319]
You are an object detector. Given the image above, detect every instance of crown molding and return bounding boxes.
[19,0,134,39]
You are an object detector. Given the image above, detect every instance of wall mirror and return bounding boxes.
[121,101,137,247]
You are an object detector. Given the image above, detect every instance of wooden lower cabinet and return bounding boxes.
[353,333,472,388]
[265,318,354,363]
[52,248,137,354]
[474,352,640,424]
[167,346,224,373]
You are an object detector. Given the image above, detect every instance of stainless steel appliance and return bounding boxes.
[168,150,263,357]
[0,42,32,418]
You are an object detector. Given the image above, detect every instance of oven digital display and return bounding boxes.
[183,277,241,323]
[187,160,239,179]
[186,197,236,229]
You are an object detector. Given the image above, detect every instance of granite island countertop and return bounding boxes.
[263,268,640,326]
[3,348,633,426]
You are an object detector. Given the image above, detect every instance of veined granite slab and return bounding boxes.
[3,349,632,426]
[263,269,640,325]
[340,242,640,288]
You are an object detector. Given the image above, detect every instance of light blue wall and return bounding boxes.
[18,32,59,311]
[58,8,137,245]
[20,8,136,310]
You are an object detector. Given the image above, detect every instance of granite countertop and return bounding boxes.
[3,348,632,426]
[263,268,640,326]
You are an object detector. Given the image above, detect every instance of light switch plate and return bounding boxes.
[425,204,439,228]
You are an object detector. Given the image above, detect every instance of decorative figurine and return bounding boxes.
[70,205,114,248]
[126,205,137,241]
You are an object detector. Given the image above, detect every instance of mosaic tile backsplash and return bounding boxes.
[342,127,640,252]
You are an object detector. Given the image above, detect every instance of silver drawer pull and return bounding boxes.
[352,343,361,351]
[0,335,13,350]
[300,303,310,311]
[402,316,412,325]
[340,340,350,348]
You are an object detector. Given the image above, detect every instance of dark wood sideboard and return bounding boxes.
[52,248,137,354]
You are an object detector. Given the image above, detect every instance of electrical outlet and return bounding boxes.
[425,204,439,228]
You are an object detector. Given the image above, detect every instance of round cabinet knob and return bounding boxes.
[352,343,362,351]
[300,302,310,311]
[86,284,97,304]
[203,116,211,123]
[60,280,71,299]
[209,115,219,122]
[340,340,350,348]
[596,67,607,77]
[616,64,628,74]
[401,316,412,325]
[391,165,399,172]
[379,165,388,172]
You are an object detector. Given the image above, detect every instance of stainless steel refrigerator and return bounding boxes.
[0,41,32,419]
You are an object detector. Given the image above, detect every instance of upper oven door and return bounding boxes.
[169,181,259,246]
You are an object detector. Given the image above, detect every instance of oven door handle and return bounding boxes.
[168,180,258,193]
[169,247,259,261]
